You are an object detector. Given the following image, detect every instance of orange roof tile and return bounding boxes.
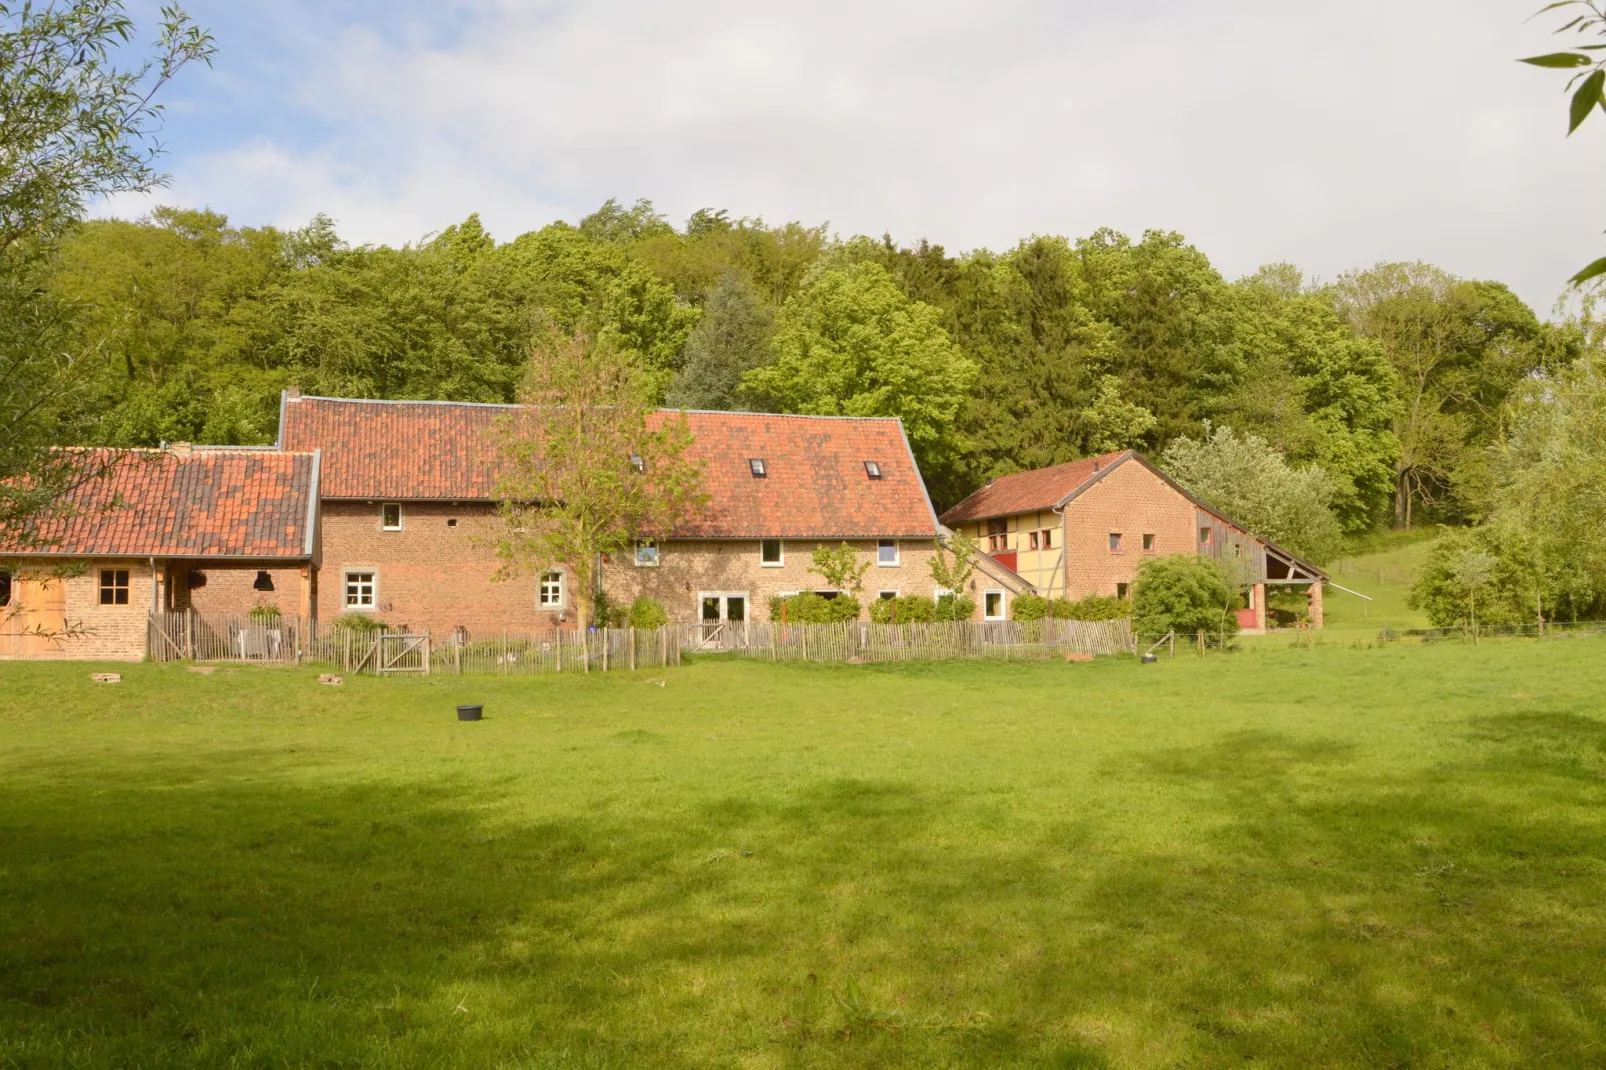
[5,448,317,559]
[279,395,940,539]
[940,451,1131,525]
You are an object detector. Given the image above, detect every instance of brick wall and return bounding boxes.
[1062,461,1196,599]
[175,565,306,616]
[602,538,948,622]
[0,559,154,660]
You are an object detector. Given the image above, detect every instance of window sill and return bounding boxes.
[760,562,784,568]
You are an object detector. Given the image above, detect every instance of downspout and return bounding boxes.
[150,556,160,613]
[1051,503,1069,599]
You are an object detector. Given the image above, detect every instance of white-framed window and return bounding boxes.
[748,457,767,478]
[877,590,899,600]
[344,570,376,610]
[634,539,659,567]
[538,570,564,608]
[983,589,1006,620]
[933,586,954,600]
[761,539,784,566]
[381,503,402,531]
[864,460,882,480]
[877,539,899,566]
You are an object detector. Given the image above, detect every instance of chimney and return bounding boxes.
[168,441,193,459]
[286,385,301,399]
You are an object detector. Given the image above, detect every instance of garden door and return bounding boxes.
[8,577,67,658]
[697,592,748,649]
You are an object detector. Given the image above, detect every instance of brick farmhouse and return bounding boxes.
[940,450,1327,632]
[2,392,1326,658]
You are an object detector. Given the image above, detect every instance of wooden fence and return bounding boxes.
[679,617,1136,663]
[146,612,681,675]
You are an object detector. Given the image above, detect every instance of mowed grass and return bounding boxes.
[4,642,1606,1068]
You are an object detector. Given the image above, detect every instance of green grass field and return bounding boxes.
[5,634,1606,1068]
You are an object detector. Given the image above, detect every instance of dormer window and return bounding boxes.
[749,458,767,478]
[864,460,882,480]
[629,453,645,473]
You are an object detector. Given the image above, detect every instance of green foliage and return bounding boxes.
[928,532,979,599]
[768,591,861,623]
[744,260,977,471]
[1051,595,1133,621]
[1407,528,1532,629]
[935,593,975,622]
[1132,554,1242,637]
[1161,424,1345,565]
[806,542,871,595]
[247,604,281,622]
[868,594,938,624]
[1011,593,1052,622]
[663,269,773,411]
[626,597,670,630]
[331,611,386,634]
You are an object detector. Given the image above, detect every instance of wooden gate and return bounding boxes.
[2,578,68,658]
[377,633,430,675]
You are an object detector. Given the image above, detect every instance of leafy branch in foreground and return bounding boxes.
[1521,1,1606,284]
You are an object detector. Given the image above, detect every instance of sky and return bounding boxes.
[103,0,1606,317]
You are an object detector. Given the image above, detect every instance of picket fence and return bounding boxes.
[146,612,681,675]
[146,612,1134,674]
[679,617,1136,663]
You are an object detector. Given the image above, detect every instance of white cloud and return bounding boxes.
[106,0,1606,313]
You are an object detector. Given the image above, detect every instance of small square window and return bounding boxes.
[864,460,882,480]
[381,503,402,531]
[1028,531,1040,551]
[1142,533,1155,552]
[447,518,458,528]
[344,571,376,609]
[634,540,659,567]
[984,590,1005,620]
[1117,582,1130,600]
[748,458,767,478]
[98,569,130,606]
[761,539,784,566]
[1109,532,1123,553]
[538,570,564,608]
[1200,526,1212,545]
[877,539,899,566]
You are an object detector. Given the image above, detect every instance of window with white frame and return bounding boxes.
[877,539,899,566]
[381,503,402,531]
[634,539,659,567]
[760,539,784,566]
[344,570,376,609]
[984,590,1006,620]
[538,570,564,608]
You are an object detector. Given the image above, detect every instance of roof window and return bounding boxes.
[749,458,767,478]
[629,453,645,473]
[864,460,882,480]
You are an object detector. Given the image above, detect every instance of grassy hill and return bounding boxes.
[1320,528,1439,634]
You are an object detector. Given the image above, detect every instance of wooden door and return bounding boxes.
[6,577,67,658]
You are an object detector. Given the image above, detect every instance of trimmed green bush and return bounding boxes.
[1011,593,1052,622]
[769,592,862,624]
[1132,555,1241,637]
[869,594,938,624]
[331,611,386,634]
[935,593,975,622]
[626,597,669,629]
[1051,595,1133,621]
[248,604,281,622]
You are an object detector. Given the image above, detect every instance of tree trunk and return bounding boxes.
[1394,469,1409,530]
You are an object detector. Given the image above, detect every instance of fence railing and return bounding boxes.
[679,617,1136,663]
[147,612,682,675]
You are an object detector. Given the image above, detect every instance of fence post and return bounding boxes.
[629,626,636,671]
[603,628,610,673]
[423,635,431,676]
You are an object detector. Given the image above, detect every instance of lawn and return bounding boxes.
[4,640,1606,1068]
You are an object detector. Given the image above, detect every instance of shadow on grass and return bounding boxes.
[3,729,1606,1067]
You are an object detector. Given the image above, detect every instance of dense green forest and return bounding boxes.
[46,198,1593,519]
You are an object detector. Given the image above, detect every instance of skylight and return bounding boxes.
[749,458,767,478]
[864,460,882,479]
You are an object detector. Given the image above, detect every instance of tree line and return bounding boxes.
[44,199,1592,528]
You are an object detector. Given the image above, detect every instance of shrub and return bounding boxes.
[1132,555,1241,637]
[1011,593,1052,622]
[331,611,387,634]
[592,591,629,628]
[1051,595,1133,621]
[248,604,281,622]
[769,591,862,624]
[869,594,937,624]
[935,593,975,622]
[626,596,669,629]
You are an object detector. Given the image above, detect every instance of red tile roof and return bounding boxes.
[940,451,1131,525]
[5,448,318,559]
[278,395,940,539]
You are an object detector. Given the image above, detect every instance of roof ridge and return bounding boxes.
[290,394,907,423]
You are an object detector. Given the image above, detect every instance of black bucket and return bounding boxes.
[457,704,483,722]
[1140,654,1158,665]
